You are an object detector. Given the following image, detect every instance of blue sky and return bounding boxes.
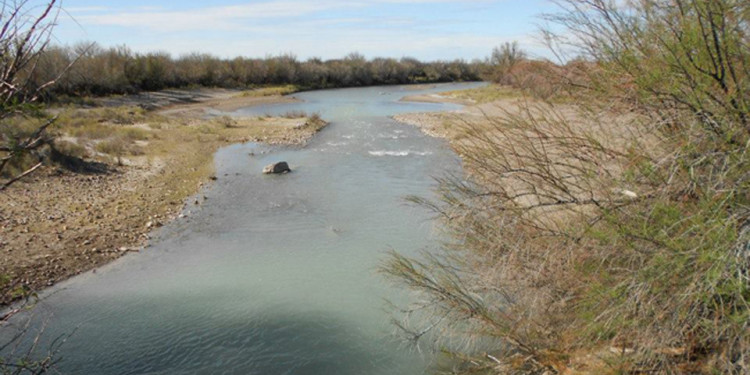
[53,0,556,61]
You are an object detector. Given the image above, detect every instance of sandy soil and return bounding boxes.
[394,96,523,138]
[397,92,646,152]
[95,88,300,112]
[399,93,474,106]
[398,83,439,91]
[0,89,324,306]
[154,89,301,115]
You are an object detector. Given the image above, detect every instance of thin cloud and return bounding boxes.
[65,6,110,13]
[56,0,545,61]
[72,0,493,32]
[75,1,365,32]
[127,23,542,61]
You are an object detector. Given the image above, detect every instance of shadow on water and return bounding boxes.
[6,302,408,375]
[72,318,390,375]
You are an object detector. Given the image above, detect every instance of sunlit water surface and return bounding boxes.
[5,82,483,374]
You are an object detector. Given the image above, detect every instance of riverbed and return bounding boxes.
[5,82,483,374]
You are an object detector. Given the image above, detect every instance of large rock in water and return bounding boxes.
[262,161,291,174]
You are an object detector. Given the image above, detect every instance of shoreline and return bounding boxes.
[399,93,474,106]
[395,89,473,138]
[394,84,524,141]
[154,89,302,115]
[0,88,326,306]
[95,87,301,111]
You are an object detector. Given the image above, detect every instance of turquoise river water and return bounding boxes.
[3,82,483,374]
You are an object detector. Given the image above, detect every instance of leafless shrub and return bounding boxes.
[281,110,307,119]
[0,296,69,375]
[0,0,67,191]
[489,41,527,85]
[308,112,322,124]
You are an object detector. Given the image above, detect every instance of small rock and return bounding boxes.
[609,346,635,355]
[262,161,291,174]
[620,189,638,198]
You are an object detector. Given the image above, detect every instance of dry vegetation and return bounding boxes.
[385,1,749,374]
[440,84,521,104]
[238,85,301,98]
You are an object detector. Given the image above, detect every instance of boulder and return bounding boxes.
[262,161,291,174]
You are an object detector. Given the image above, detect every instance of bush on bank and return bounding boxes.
[383,1,750,374]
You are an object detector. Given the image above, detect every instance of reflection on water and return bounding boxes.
[3,82,483,374]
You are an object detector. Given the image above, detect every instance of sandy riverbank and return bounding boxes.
[96,86,301,111]
[399,93,474,106]
[0,88,324,305]
[395,85,525,139]
[153,88,302,115]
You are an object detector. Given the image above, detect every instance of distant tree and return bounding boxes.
[399,57,423,82]
[371,57,400,84]
[267,53,298,84]
[489,41,526,84]
[298,58,327,88]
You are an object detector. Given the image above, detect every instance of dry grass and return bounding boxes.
[440,84,521,104]
[238,84,300,98]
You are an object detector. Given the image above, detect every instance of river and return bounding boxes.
[5,82,482,374]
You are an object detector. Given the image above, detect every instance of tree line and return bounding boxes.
[30,44,485,99]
